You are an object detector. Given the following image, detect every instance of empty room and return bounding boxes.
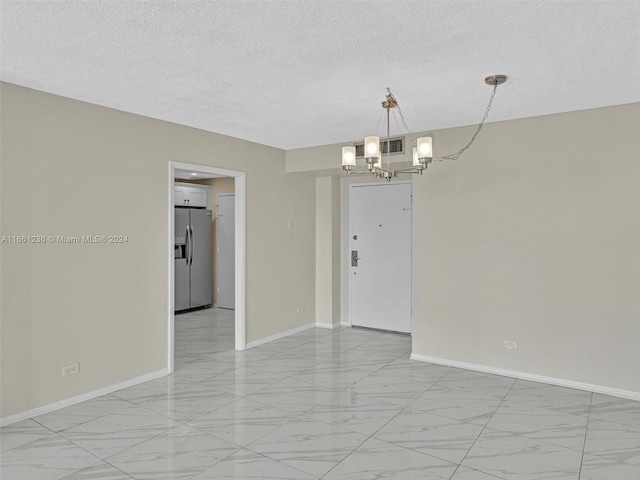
[1,1,639,479]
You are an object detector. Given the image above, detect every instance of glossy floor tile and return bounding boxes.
[186,397,298,446]
[58,404,180,460]
[374,410,484,464]
[248,416,368,477]
[0,434,101,480]
[323,438,457,479]
[0,419,56,453]
[461,428,584,479]
[2,307,639,480]
[106,424,239,480]
[192,448,316,479]
[34,395,139,433]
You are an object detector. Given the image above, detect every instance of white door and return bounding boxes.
[350,182,412,333]
[216,194,235,309]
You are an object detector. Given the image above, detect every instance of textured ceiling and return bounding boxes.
[2,1,639,150]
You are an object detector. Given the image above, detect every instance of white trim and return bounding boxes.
[167,163,175,372]
[246,323,315,349]
[168,161,247,358]
[340,322,351,327]
[316,322,336,329]
[0,368,169,427]
[234,174,247,351]
[410,353,640,402]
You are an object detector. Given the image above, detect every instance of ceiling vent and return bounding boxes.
[355,137,404,158]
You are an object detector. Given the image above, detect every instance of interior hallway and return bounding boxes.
[1,308,639,479]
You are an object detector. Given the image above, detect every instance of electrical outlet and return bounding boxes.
[504,340,518,350]
[62,363,80,377]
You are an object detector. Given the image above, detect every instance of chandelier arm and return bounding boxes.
[345,171,377,176]
[393,167,424,175]
[435,83,498,162]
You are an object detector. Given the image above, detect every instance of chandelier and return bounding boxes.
[341,75,507,180]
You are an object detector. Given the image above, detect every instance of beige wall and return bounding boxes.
[315,176,341,327]
[412,103,640,393]
[288,102,640,395]
[0,82,315,418]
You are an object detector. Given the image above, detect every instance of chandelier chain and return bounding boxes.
[394,95,414,144]
[435,83,498,161]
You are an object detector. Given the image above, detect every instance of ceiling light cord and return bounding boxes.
[435,83,498,162]
[394,92,414,145]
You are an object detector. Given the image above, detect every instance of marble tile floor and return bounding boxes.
[2,307,640,479]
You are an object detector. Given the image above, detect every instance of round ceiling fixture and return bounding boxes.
[485,75,507,85]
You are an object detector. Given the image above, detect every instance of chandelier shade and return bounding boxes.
[364,136,381,167]
[417,136,433,159]
[415,136,433,168]
[341,146,357,172]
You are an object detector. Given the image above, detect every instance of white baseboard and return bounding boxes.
[410,353,640,402]
[0,368,170,427]
[316,322,337,329]
[246,323,315,349]
[340,322,350,327]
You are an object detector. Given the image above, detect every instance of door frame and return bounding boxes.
[342,179,413,328]
[167,161,247,374]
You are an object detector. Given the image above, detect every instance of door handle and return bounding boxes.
[185,226,191,265]
[351,250,360,267]
[189,225,194,266]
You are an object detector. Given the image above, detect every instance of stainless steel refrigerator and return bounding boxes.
[175,207,212,312]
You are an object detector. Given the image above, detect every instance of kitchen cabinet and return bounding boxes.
[174,183,210,208]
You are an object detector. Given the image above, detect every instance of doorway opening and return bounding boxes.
[168,161,246,374]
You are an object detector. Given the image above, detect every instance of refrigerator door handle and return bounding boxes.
[189,225,194,266]
[185,225,191,266]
